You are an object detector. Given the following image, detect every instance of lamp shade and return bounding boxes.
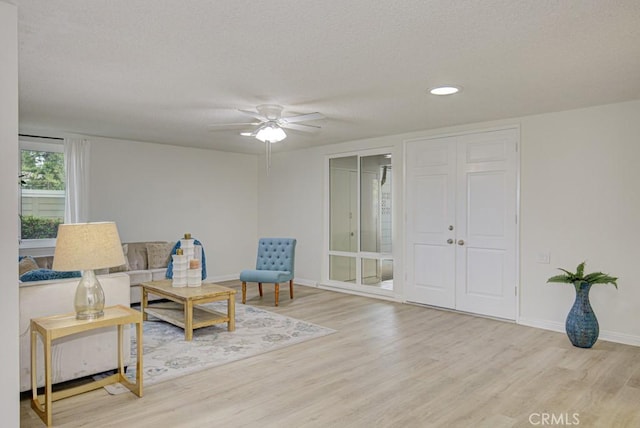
[53,222,125,271]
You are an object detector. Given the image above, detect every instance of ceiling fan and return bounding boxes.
[209,104,324,143]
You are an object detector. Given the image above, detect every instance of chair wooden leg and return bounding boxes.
[274,283,279,306]
[242,281,247,304]
[289,279,294,299]
[258,282,263,297]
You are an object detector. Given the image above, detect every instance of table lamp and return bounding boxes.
[53,222,126,320]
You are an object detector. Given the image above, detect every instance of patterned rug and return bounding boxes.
[100,302,335,394]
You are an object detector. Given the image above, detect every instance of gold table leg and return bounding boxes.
[142,287,149,321]
[30,326,53,426]
[228,293,235,331]
[136,317,144,396]
[185,300,193,341]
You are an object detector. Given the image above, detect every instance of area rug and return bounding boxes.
[99,302,335,394]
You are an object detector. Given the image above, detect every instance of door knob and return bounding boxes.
[457,240,465,246]
[447,239,454,244]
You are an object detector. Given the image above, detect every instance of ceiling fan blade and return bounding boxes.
[279,112,324,124]
[209,122,261,127]
[281,122,321,132]
[240,131,257,137]
[238,109,268,122]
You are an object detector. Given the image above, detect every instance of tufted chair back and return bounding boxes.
[255,238,296,275]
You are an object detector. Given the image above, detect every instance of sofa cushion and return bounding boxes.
[239,269,292,284]
[126,241,167,270]
[126,242,150,270]
[109,243,131,273]
[20,268,82,282]
[146,242,174,269]
[34,256,54,270]
[150,268,168,281]
[126,269,152,286]
[19,256,39,276]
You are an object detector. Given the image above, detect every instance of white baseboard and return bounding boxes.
[518,318,565,334]
[518,317,640,347]
[203,274,239,283]
[292,278,317,287]
[204,275,318,287]
[316,282,401,302]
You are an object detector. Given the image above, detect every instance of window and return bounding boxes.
[19,139,65,248]
[327,150,393,293]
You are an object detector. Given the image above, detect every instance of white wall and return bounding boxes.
[89,137,259,279]
[518,100,640,344]
[259,99,640,345]
[257,149,325,284]
[0,2,20,426]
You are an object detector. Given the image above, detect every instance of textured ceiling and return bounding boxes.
[16,0,640,154]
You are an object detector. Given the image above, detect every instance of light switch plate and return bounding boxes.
[537,251,551,264]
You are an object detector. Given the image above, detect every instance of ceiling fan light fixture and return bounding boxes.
[429,85,461,96]
[255,123,287,143]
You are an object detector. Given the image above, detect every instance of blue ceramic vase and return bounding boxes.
[565,281,599,348]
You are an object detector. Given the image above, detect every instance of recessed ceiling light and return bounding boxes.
[429,86,461,96]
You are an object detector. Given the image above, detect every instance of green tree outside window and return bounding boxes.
[20,150,65,190]
[20,149,65,240]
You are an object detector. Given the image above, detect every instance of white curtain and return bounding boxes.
[63,138,90,223]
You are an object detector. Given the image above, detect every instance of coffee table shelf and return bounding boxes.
[144,301,229,330]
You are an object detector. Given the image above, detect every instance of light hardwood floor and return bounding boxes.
[20,281,640,427]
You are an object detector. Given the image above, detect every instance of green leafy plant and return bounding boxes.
[547,261,618,291]
[20,215,63,240]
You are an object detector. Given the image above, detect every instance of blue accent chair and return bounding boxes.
[240,238,296,306]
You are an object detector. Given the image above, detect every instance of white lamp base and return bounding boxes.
[74,269,105,320]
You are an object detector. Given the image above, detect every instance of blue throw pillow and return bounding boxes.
[20,268,81,282]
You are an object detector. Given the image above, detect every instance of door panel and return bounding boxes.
[328,153,395,291]
[406,128,518,320]
[455,129,517,319]
[412,243,455,307]
[329,168,356,252]
[465,248,506,297]
[329,164,357,283]
[405,137,456,308]
[413,176,449,235]
[360,171,379,252]
[467,172,506,239]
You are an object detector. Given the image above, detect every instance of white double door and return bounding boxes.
[405,128,518,320]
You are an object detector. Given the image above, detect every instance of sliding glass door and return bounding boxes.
[327,150,393,292]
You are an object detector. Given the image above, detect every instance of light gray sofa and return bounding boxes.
[19,273,131,392]
[24,241,175,304]
[113,241,175,304]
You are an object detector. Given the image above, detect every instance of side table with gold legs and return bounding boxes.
[30,305,143,427]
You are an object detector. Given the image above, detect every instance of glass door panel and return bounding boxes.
[330,255,356,283]
[361,258,394,289]
[360,154,392,253]
[328,152,393,292]
[329,156,357,253]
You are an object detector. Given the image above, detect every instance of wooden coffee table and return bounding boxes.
[141,280,236,341]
